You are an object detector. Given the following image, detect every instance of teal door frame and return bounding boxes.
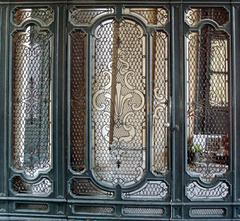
[0,1,239,220]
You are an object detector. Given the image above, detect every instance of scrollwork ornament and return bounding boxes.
[92,19,146,187]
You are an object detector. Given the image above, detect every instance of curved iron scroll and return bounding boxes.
[91,19,146,187]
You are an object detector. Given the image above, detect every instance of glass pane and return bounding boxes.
[210,38,228,73]
[186,25,230,183]
[12,176,52,196]
[13,7,54,27]
[74,205,115,215]
[69,8,114,26]
[152,31,169,175]
[12,25,52,179]
[209,73,228,107]
[123,8,168,26]
[185,7,229,27]
[92,19,146,187]
[70,30,87,172]
[70,178,114,198]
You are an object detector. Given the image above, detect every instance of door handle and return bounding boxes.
[164,123,179,131]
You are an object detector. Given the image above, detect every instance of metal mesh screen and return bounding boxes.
[15,203,48,212]
[122,181,168,200]
[190,208,226,217]
[122,207,164,216]
[70,30,87,172]
[186,181,229,201]
[186,24,230,183]
[70,178,114,198]
[74,205,115,215]
[185,7,229,27]
[12,25,52,179]
[92,19,146,187]
[123,8,168,27]
[152,30,169,175]
[69,8,114,26]
[12,176,52,195]
[13,7,54,27]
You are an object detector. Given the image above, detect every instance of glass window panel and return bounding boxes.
[12,24,52,179]
[185,7,229,27]
[210,39,228,73]
[123,8,168,26]
[69,8,115,26]
[91,19,146,187]
[152,31,169,175]
[209,73,228,107]
[70,30,87,172]
[186,25,230,184]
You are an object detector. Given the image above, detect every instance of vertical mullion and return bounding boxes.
[52,4,67,200]
[87,28,92,173]
[0,5,4,196]
[0,6,3,197]
[66,3,71,191]
[147,29,152,175]
[231,4,236,205]
[4,5,9,202]
[0,5,9,206]
[4,5,9,201]
[171,3,184,219]
[54,5,60,198]
[8,4,13,199]
[56,4,67,199]
[84,28,90,174]
[171,4,183,202]
[232,4,240,203]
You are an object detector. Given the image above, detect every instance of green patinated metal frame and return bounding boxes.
[0,0,239,220]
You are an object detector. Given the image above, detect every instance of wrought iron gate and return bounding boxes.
[0,1,239,220]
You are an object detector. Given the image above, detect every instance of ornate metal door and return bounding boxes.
[185,6,230,196]
[68,5,171,219]
[0,1,239,221]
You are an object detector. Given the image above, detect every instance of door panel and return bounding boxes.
[10,7,54,197]
[185,6,231,202]
[67,4,171,218]
[91,18,147,188]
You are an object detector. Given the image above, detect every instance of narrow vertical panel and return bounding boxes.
[152,31,169,175]
[12,24,53,190]
[186,25,230,184]
[70,30,87,172]
[185,7,231,203]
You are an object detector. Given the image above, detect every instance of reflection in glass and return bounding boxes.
[186,25,230,183]
[92,19,146,187]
